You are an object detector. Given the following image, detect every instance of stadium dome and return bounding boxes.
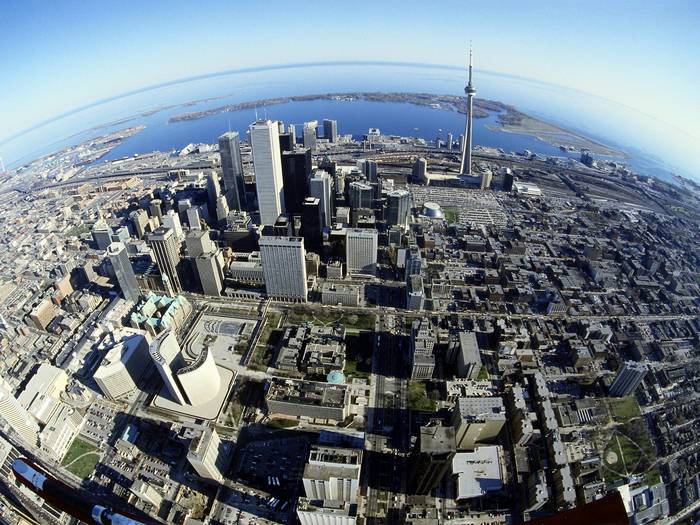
[422,201,444,219]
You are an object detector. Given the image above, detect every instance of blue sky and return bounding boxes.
[1,0,699,165]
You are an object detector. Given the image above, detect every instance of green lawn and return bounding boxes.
[344,333,373,380]
[477,365,489,380]
[443,209,459,223]
[602,419,658,485]
[266,418,298,429]
[286,309,375,331]
[609,396,641,422]
[248,314,282,370]
[65,454,100,479]
[344,359,370,380]
[408,381,437,412]
[64,224,90,238]
[61,438,97,466]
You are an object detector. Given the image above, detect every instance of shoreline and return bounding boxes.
[166,91,623,157]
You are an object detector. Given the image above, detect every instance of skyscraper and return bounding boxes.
[259,236,308,302]
[346,228,378,275]
[0,380,40,446]
[309,169,332,228]
[452,397,506,450]
[251,120,285,225]
[149,199,163,220]
[281,149,312,215]
[278,132,293,153]
[459,45,477,175]
[609,361,648,397]
[323,119,338,142]
[405,246,423,280]
[195,251,224,297]
[302,445,362,501]
[147,226,182,293]
[92,219,113,251]
[386,189,411,228]
[348,181,373,210]
[302,197,322,252]
[360,159,378,182]
[206,170,221,212]
[186,206,203,230]
[107,242,140,303]
[481,170,493,190]
[413,157,428,182]
[187,427,227,483]
[288,123,297,145]
[218,131,247,211]
[409,426,456,495]
[185,229,215,258]
[303,120,318,150]
[130,209,149,239]
[215,194,229,222]
[162,209,183,240]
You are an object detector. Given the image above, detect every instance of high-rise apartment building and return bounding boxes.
[302,445,362,502]
[609,361,648,397]
[259,236,308,302]
[215,194,229,221]
[251,120,285,225]
[452,397,506,451]
[345,228,378,276]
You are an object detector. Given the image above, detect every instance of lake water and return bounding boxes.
[0,62,690,182]
[98,99,582,163]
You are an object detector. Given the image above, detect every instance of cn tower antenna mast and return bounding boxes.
[459,42,477,175]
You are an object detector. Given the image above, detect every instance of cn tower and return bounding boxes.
[459,44,476,175]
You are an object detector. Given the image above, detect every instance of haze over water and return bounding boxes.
[1,63,690,182]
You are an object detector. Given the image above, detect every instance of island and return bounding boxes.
[167,91,622,156]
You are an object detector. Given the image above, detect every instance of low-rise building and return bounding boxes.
[266,379,350,421]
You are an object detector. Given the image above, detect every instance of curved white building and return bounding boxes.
[149,330,221,406]
[149,330,188,405]
[176,348,221,406]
